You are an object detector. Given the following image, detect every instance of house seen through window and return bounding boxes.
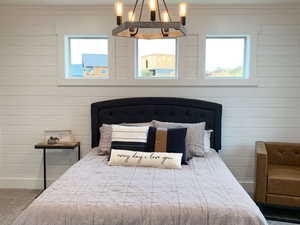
[137,39,177,79]
[205,36,250,79]
[66,36,109,79]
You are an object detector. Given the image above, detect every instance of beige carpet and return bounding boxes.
[0,189,40,225]
[0,189,298,225]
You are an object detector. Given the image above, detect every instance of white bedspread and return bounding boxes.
[13,150,267,225]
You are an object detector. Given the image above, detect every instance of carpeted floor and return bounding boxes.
[0,189,298,225]
[0,189,40,225]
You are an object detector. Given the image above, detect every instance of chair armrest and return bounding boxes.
[256,141,268,156]
[255,141,268,203]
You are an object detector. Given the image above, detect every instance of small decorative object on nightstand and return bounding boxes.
[44,130,75,144]
[35,142,81,190]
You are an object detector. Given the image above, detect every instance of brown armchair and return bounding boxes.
[255,141,300,208]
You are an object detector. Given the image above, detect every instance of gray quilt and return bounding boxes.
[13,150,267,225]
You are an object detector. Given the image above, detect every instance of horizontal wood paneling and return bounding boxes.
[257,66,300,77]
[261,24,300,34]
[258,34,300,46]
[0,23,55,35]
[0,5,300,193]
[0,55,56,66]
[0,46,56,56]
[258,55,300,66]
[0,36,57,47]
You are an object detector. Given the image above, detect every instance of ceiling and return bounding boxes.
[0,0,299,5]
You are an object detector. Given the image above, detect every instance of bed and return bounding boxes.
[13,97,267,225]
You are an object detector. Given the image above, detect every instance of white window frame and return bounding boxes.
[204,35,251,80]
[64,35,110,79]
[134,38,179,80]
[196,32,258,87]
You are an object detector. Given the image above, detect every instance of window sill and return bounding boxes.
[57,78,258,87]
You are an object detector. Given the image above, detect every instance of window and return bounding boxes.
[205,36,250,79]
[65,35,109,79]
[136,39,177,79]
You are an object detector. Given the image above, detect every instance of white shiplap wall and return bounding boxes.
[0,5,300,194]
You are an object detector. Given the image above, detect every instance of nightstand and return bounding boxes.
[35,142,81,190]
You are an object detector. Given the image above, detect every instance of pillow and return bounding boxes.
[96,122,153,155]
[147,127,188,165]
[153,120,206,157]
[111,125,150,152]
[122,121,154,126]
[97,124,112,155]
[204,130,213,152]
[109,149,182,169]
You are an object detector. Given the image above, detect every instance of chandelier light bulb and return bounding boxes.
[115,1,123,16]
[149,0,156,21]
[162,10,170,36]
[115,1,123,25]
[179,2,187,17]
[149,0,156,11]
[128,11,135,22]
[179,2,187,25]
[162,11,169,22]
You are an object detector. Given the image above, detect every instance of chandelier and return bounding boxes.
[112,0,187,39]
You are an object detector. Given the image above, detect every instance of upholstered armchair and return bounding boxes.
[255,141,300,208]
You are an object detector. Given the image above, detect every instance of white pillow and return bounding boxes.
[109,149,182,169]
[204,130,213,153]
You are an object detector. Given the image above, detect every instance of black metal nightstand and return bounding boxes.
[35,142,81,190]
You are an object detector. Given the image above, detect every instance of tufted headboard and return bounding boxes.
[91,97,222,152]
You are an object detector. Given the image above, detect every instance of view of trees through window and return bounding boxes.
[67,36,109,79]
[137,39,176,78]
[205,37,247,78]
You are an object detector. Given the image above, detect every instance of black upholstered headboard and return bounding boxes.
[91,97,222,151]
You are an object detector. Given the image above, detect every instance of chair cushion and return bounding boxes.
[268,164,300,197]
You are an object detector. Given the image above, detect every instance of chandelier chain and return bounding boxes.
[156,0,165,36]
[130,0,140,36]
[138,0,145,23]
[132,0,139,18]
[157,0,161,21]
[136,0,145,35]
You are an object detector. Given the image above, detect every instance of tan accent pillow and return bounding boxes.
[96,122,153,155]
[109,149,182,169]
[153,120,206,157]
[154,128,168,153]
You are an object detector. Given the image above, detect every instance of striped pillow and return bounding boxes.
[111,125,150,152]
[96,122,153,155]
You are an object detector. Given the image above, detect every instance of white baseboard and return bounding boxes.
[239,179,255,198]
